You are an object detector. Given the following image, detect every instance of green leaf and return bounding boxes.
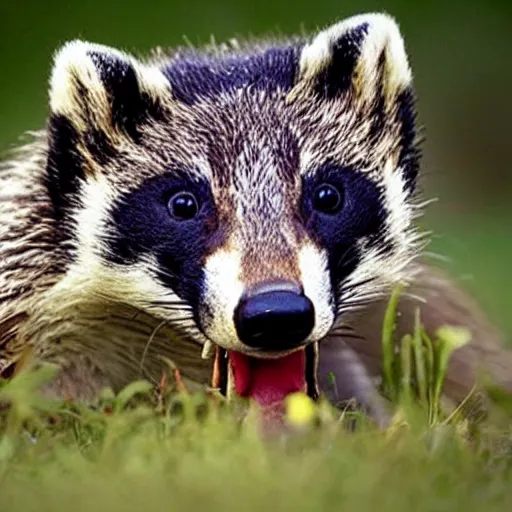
[433,326,472,413]
[435,326,472,351]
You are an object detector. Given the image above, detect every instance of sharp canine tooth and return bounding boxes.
[226,360,235,400]
[211,346,229,395]
[201,340,214,359]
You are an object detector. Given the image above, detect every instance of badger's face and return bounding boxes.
[46,13,421,404]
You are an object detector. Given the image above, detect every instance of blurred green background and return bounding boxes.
[1,0,511,339]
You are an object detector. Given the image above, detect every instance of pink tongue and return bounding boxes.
[229,350,306,408]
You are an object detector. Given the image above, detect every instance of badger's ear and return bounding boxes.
[290,13,419,192]
[49,40,170,142]
[45,41,171,219]
[290,13,412,105]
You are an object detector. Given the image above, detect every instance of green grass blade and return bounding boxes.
[382,284,403,400]
[412,308,428,406]
[421,330,436,423]
[400,334,413,405]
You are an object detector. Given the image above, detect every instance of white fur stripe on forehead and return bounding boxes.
[298,13,412,102]
[49,40,170,127]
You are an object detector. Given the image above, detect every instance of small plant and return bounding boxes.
[0,294,511,512]
[381,285,472,425]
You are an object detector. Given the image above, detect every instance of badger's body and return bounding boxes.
[1,13,511,420]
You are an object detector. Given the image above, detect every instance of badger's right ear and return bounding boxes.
[288,13,413,107]
[48,40,171,144]
[288,13,419,192]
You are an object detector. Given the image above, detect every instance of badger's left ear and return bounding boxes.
[45,41,172,220]
[291,13,412,103]
[49,40,171,141]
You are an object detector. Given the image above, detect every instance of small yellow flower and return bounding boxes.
[285,392,316,427]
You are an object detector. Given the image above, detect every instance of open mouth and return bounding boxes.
[208,281,321,423]
[211,343,319,416]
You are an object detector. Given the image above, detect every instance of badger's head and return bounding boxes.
[46,13,421,408]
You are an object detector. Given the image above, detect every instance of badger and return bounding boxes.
[1,12,511,424]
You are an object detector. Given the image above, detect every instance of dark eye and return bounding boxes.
[168,191,199,220]
[313,184,343,213]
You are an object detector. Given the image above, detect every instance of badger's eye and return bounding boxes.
[313,184,343,213]
[168,191,199,220]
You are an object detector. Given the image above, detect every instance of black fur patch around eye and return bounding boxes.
[313,22,369,99]
[104,173,223,308]
[87,51,166,141]
[45,114,86,222]
[301,165,387,290]
[163,45,302,105]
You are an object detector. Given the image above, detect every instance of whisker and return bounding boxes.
[338,276,378,295]
[335,247,360,273]
[139,319,168,377]
[421,251,452,264]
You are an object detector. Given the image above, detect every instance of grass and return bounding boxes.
[1,290,512,512]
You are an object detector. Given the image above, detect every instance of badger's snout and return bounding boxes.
[234,281,315,351]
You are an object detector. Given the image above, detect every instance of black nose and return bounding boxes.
[234,283,315,351]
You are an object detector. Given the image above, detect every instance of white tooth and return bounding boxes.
[226,361,235,400]
[201,340,215,359]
